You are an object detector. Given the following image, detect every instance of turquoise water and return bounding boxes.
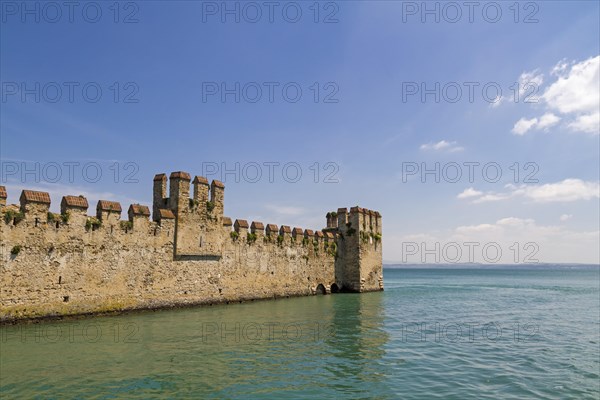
[1,266,599,399]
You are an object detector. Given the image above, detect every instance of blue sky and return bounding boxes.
[1,1,599,263]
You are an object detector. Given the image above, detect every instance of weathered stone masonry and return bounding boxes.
[0,172,383,322]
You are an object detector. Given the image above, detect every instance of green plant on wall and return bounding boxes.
[346,222,356,236]
[85,217,102,231]
[327,242,338,258]
[247,232,257,244]
[360,231,369,244]
[61,213,70,223]
[10,245,22,256]
[120,221,133,231]
[302,238,309,246]
[206,201,215,213]
[3,210,24,225]
[230,231,239,240]
[277,235,284,246]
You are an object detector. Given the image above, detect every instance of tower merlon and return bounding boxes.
[337,208,348,230]
[209,180,225,218]
[326,211,339,229]
[153,173,168,222]
[169,171,191,211]
[193,176,210,209]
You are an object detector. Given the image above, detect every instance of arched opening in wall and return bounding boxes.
[315,284,326,295]
[330,283,340,293]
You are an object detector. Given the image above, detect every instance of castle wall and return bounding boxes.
[0,175,382,323]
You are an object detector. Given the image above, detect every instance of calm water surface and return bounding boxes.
[1,266,599,399]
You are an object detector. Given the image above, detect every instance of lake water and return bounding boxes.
[1,266,599,399]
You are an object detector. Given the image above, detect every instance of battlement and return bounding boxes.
[0,172,383,322]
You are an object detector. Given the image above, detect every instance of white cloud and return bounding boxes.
[537,113,561,130]
[551,59,570,76]
[458,179,600,204]
[518,69,544,97]
[567,111,600,134]
[518,179,600,203]
[512,113,561,135]
[544,55,599,116]
[512,55,599,135]
[512,117,539,135]
[472,193,512,203]
[420,140,464,152]
[559,214,572,222]
[457,188,483,199]
[490,95,505,108]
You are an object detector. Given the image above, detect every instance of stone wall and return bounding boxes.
[0,172,383,323]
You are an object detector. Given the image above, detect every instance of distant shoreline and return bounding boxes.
[384,263,600,269]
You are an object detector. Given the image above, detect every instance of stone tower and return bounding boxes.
[334,207,383,292]
[153,171,226,258]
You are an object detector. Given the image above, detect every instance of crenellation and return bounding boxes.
[19,190,51,224]
[279,225,291,240]
[314,230,324,243]
[251,221,265,239]
[96,200,122,226]
[128,204,151,231]
[61,195,89,226]
[265,223,278,239]
[234,219,249,233]
[324,231,335,242]
[0,172,382,322]
[292,227,303,241]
